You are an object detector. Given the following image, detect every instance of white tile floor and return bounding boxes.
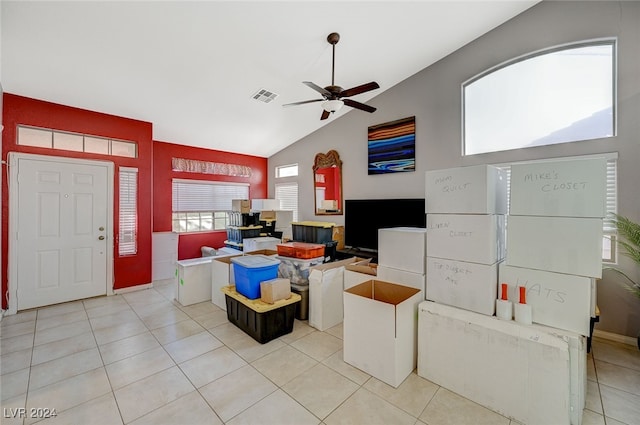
[1,278,639,425]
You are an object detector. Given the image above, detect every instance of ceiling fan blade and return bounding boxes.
[303,81,331,97]
[320,110,330,120]
[282,99,324,107]
[343,98,376,113]
[340,81,380,98]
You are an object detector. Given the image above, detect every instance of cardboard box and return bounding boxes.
[377,265,426,293]
[308,257,366,331]
[510,157,607,218]
[425,165,507,214]
[499,264,593,336]
[344,260,377,289]
[418,301,586,425]
[426,257,499,316]
[274,210,294,240]
[211,255,241,310]
[426,214,505,264]
[378,227,427,274]
[260,278,291,304]
[332,225,345,250]
[321,199,338,210]
[259,210,276,220]
[244,249,278,257]
[251,199,281,211]
[231,199,251,214]
[344,280,423,388]
[506,216,603,278]
[176,257,214,306]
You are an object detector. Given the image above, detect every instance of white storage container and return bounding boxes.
[426,214,505,264]
[506,216,603,278]
[276,255,325,285]
[242,236,281,253]
[176,257,213,306]
[425,165,507,214]
[418,301,586,425]
[499,263,593,336]
[509,157,607,218]
[378,227,427,274]
[426,257,499,316]
[344,280,423,388]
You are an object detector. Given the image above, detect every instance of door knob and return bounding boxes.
[98,236,105,240]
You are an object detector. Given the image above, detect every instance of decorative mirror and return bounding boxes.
[313,150,343,215]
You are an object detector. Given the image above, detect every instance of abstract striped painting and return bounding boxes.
[368,116,416,175]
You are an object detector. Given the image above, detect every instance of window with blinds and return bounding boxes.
[119,167,138,256]
[494,153,618,262]
[275,182,299,222]
[172,179,249,232]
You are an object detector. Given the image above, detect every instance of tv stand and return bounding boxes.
[336,247,378,264]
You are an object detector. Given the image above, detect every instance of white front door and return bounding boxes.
[10,154,113,311]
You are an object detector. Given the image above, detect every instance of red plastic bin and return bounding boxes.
[276,242,325,259]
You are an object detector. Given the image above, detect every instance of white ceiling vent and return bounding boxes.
[252,88,278,104]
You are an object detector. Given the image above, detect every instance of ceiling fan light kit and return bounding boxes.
[284,32,380,120]
[323,99,344,113]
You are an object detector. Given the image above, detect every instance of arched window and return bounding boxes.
[463,39,616,156]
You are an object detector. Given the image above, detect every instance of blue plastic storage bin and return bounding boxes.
[231,255,281,299]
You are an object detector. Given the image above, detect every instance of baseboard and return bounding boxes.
[593,329,638,347]
[113,282,153,295]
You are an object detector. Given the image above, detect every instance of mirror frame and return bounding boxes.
[313,150,343,215]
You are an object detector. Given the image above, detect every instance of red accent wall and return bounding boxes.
[316,167,339,200]
[153,141,267,260]
[1,93,154,308]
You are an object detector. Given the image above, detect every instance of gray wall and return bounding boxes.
[268,1,640,338]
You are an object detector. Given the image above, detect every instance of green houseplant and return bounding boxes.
[608,214,640,349]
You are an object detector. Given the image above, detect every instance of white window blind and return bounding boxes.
[172,180,249,212]
[275,182,299,222]
[119,167,138,256]
[494,153,618,261]
[172,180,250,233]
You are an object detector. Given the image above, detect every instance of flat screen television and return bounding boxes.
[344,198,426,251]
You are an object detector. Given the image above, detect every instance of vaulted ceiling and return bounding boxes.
[1,1,539,157]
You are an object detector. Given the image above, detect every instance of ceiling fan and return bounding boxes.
[283,32,380,120]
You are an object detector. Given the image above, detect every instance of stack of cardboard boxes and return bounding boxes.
[500,158,605,335]
[424,165,507,315]
[417,159,606,425]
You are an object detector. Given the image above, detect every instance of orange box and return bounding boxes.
[276,242,325,259]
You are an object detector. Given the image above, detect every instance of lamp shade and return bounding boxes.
[322,99,344,112]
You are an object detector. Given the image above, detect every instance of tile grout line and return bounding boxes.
[83,298,127,425]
